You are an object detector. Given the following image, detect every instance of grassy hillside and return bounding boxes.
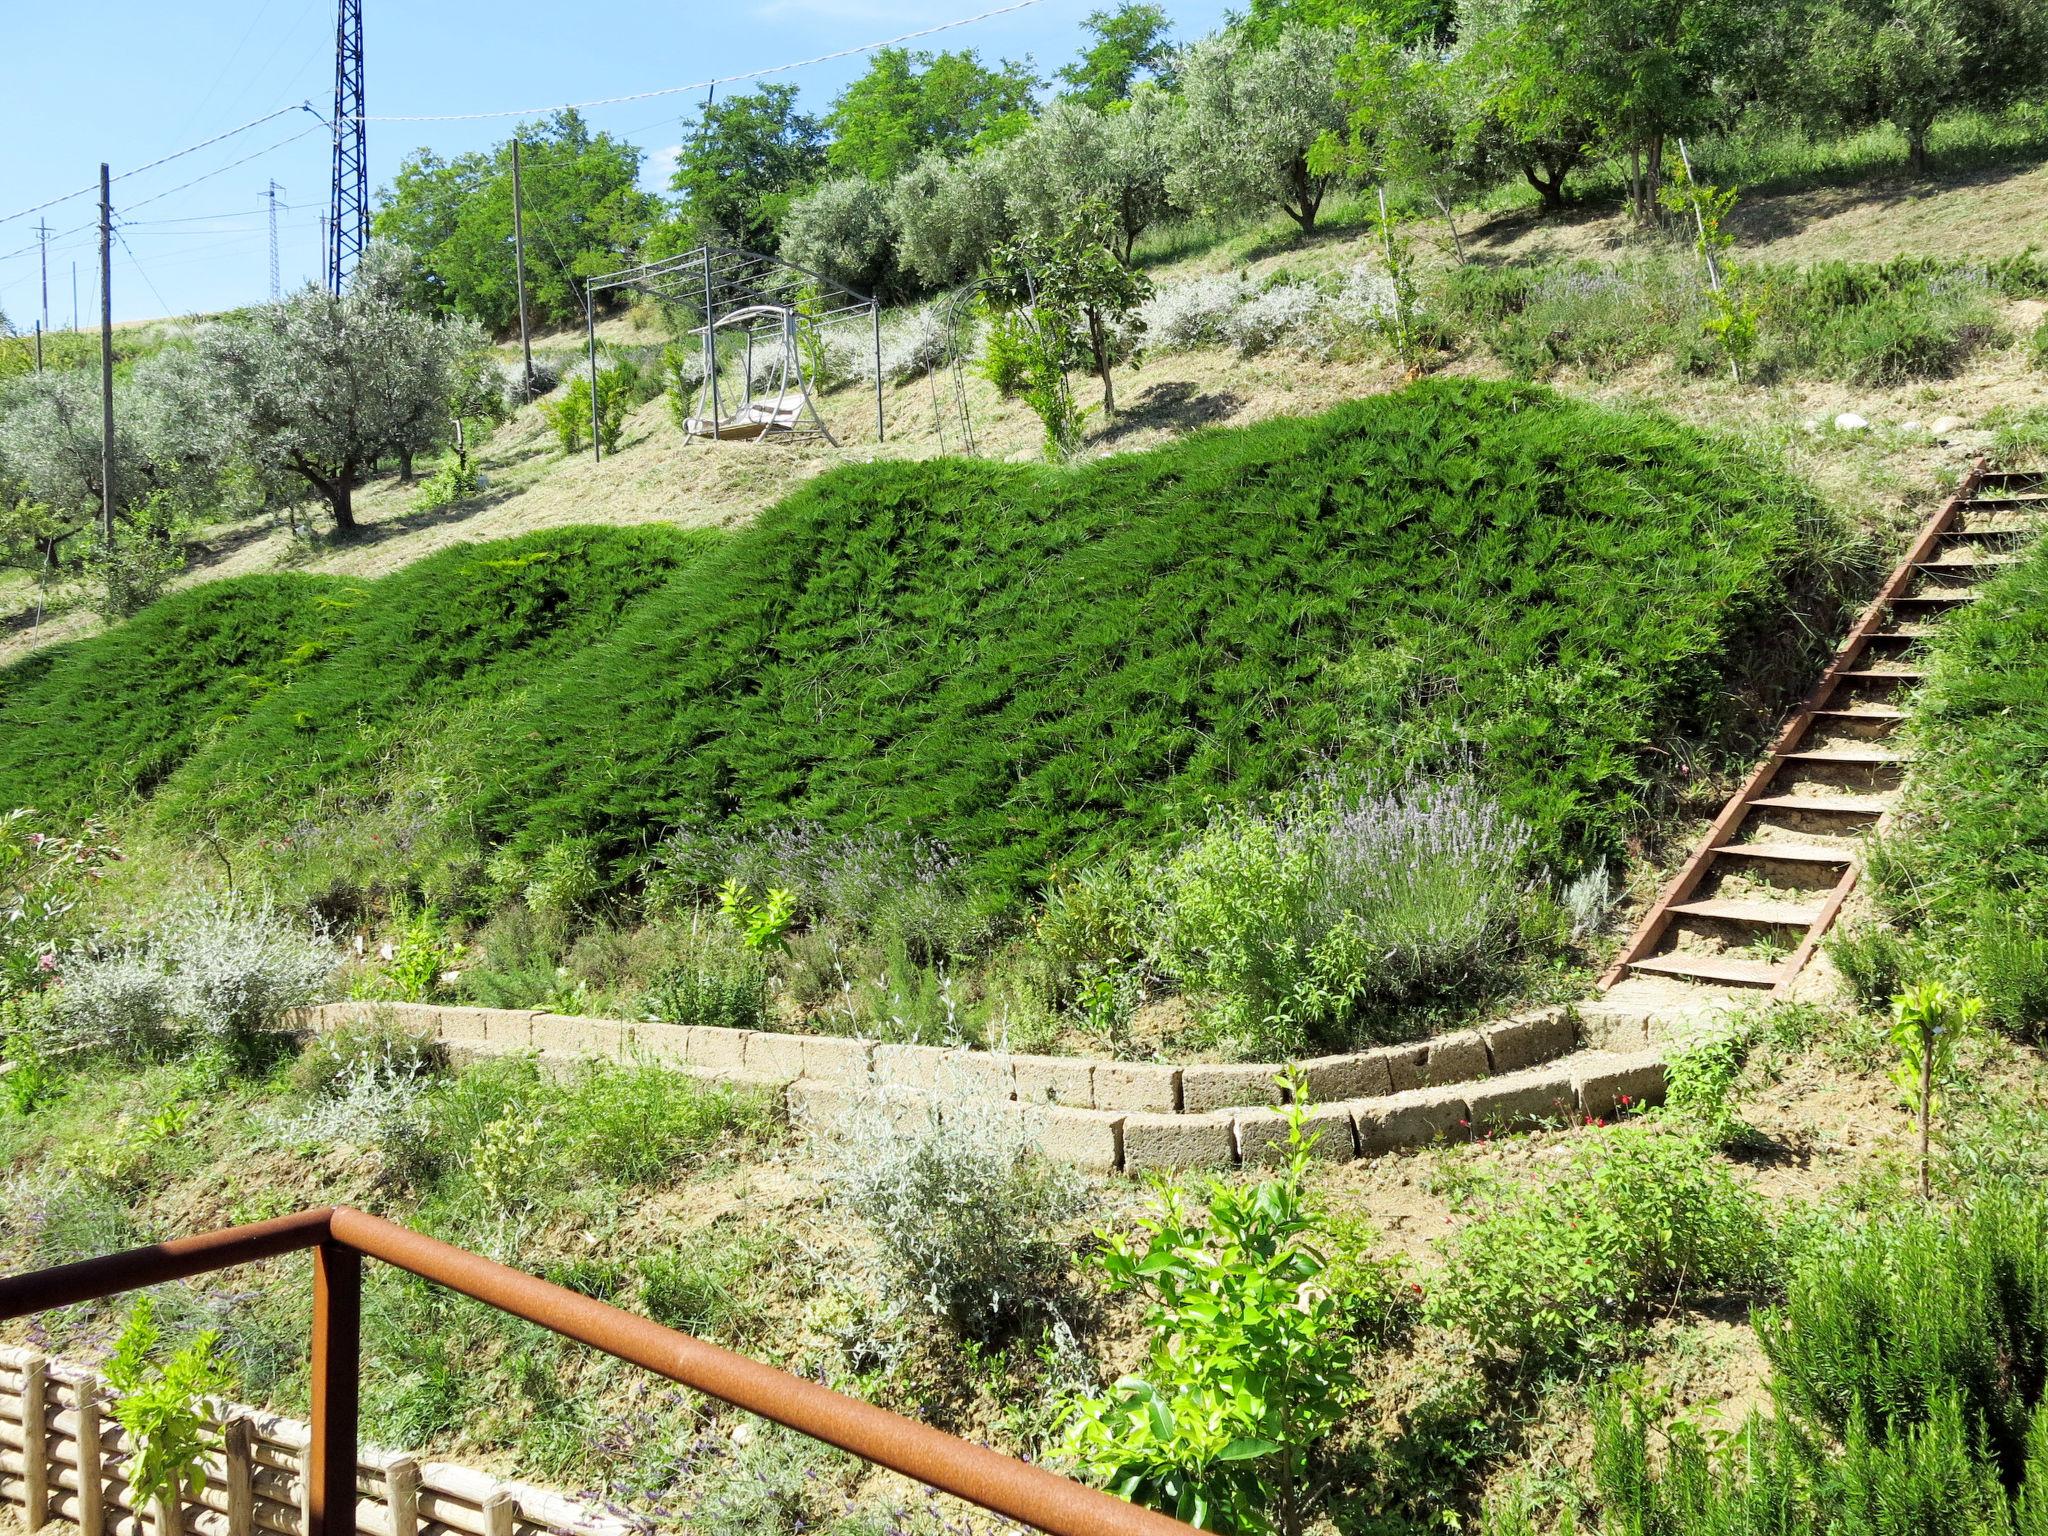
[1,380,1854,918]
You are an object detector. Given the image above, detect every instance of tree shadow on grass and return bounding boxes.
[1095,381,1247,446]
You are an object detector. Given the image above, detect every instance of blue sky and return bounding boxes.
[0,0,1231,327]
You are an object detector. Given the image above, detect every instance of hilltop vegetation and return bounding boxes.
[0,381,1853,919]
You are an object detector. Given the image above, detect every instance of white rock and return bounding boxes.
[1900,419,1922,433]
[1930,414,1966,435]
[1834,411,1870,432]
[1801,418,1820,434]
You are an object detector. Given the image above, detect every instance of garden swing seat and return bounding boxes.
[684,304,836,446]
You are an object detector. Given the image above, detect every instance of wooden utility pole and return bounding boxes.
[32,322,41,373]
[39,217,49,334]
[98,163,116,545]
[511,138,534,404]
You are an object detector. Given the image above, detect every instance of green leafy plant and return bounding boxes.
[409,452,482,513]
[1058,1091,1366,1535]
[384,903,461,1003]
[1428,1125,1773,1368]
[1888,980,1981,1198]
[1662,1025,1751,1148]
[103,1296,233,1535]
[717,879,797,953]
[1660,158,1759,382]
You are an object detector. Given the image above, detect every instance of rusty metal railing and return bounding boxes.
[0,1207,1195,1536]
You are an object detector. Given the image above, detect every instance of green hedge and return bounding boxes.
[2,380,1852,908]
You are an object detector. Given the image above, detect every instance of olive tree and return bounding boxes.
[779,175,902,299]
[889,150,1017,290]
[197,241,482,531]
[1167,25,1355,235]
[999,90,1174,264]
[0,373,137,537]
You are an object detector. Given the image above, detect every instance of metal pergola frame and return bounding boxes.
[580,244,884,459]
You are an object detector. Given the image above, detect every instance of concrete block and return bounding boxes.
[799,1035,874,1083]
[1234,1104,1357,1167]
[1014,1105,1124,1174]
[1122,1111,1237,1174]
[530,1014,632,1058]
[1012,1054,1095,1107]
[1093,1061,1182,1113]
[1465,1071,1576,1132]
[1366,1042,1430,1093]
[1181,1063,1284,1114]
[742,1030,808,1081]
[631,1021,696,1068]
[432,1006,537,1047]
[872,1042,949,1094]
[686,1026,753,1076]
[1352,1086,1471,1156]
[1297,1052,1393,1104]
[1480,1006,1577,1073]
[786,1078,857,1132]
[932,1050,1015,1102]
[1421,1031,1490,1086]
[1573,1049,1668,1119]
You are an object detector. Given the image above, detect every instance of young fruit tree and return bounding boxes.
[1167,24,1355,235]
[198,241,483,532]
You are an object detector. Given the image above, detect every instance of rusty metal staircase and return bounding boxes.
[1600,465,2046,998]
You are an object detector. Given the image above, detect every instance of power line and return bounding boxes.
[352,0,1045,122]
[112,224,177,320]
[117,122,329,216]
[0,103,319,230]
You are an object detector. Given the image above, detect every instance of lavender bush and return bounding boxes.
[648,821,986,961]
[1303,775,1536,1001]
[1150,773,1542,1053]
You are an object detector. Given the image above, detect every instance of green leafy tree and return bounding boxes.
[1796,0,1967,171]
[668,84,827,250]
[374,111,659,331]
[889,150,1016,290]
[825,48,1041,182]
[1456,0,1605,210]
[1168,25,1354,235]
[1058,3,1176,107]
[103,1297,232,1536]
[1059,1095,1370,1535]
[1890,980,1981,1198]
[991,201,1152,422]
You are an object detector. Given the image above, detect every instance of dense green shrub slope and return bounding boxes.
[0,527,705,820]
[1,380,1852,906]
[1877,536,2048,1036]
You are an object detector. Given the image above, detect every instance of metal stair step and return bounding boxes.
[1812,705,1904,721]
[1627,952,1788,988]
[1783,747,1908,765]
[1669,896,1828,927]
[1749,793,1889,817]
[1713,841,1856,865]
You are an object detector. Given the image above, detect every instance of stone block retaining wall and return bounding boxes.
[299,1001,1666,1177]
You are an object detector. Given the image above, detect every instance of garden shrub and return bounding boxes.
[1825,920,1932,1015]
[639,925,768,1033]
[1760,1186,2048,1487]
[1874,540,2048,1037]
[1595,1187,2048,1534]
[157,894,333,1057]
[1429,1124,1774,1368]
[1058,1102,1386,1536]
[1149,774,1543,1053]
[824,1089,1083,1341]
[2,383,1855,918]
[51,947,177,1056]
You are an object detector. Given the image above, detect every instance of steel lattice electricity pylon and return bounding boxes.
[326,0,367,294]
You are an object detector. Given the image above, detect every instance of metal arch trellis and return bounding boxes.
[929,263,1063,461]
[580,244,884,460]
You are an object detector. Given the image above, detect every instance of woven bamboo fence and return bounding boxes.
[0,1348,637,1536]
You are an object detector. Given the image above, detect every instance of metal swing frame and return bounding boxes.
[580,244,883,457]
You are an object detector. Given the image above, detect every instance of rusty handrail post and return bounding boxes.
[308,1242,361,1536]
